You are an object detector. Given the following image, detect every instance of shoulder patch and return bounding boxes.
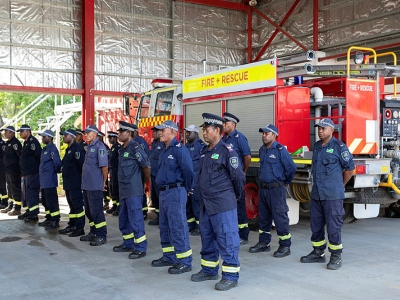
[13,144,18,150]
[235,134,239,138]
[30,143,35,151]
[175,142,182,148]
[230,157,239,169]
[30,137,33,141]
[51,152,54,159]
[75,152,80,159]
[99,149,105,157]
[135,152,142,161]
[341,151,350,161]
[140,144,145,150]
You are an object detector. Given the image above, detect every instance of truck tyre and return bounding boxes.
[343,203,356,224]
[245,177,259,231]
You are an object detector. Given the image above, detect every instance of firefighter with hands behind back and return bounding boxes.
[191,113,245,291]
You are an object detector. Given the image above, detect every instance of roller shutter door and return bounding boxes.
[226,94,274,155]
[184,101,221,129]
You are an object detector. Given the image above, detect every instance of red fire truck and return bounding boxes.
[132,46,400,226]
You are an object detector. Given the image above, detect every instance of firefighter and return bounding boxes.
[112,121,150,259]
[300,118,354,270]
[222,112,251,245]
[191,113,245,291]
[151,120,194,275]
[184,124,205,236]
[132,124,150,220]
[0,131,9,209]
[59,129,86,237]
[18,124,41,221]
[106,131,121,216]
[75,129,87,151]
[249,124,296,257]
[38,129,62,229]
[79,125,108,246]
[0,126,22,215]
[98,131,111,211]
[148,127,163,226]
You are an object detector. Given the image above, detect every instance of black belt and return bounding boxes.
[159,183,183,191]
[260,181,285,189]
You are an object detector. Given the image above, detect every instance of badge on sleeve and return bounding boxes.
[99,149,105,157]
[135,152,142,161]
[51,152,54,159]
[341,151,350,161]
[13,144,18,150]
[30,144,35,151]
[230,157,239,169]
[75,152,80,159]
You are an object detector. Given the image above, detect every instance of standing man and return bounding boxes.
[300,118,354,270]
[249,125,297,257]
[112,121,150,259]
[132,124,150,220]
[222,112,251,245]
[18,124,41,221]
[184,124,205,236]
[98,131,112,211]
[38,129,62,229]
[148,127,163,226]
[75,129,87,151]
[59,129,86,237]
[106,131,121,216]
[79,125,108,246]
[151,120,194,275]
[191,113,245,291]
[0,131,9,209]
[0,126,22,215]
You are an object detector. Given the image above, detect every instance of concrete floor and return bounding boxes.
[1,199,400,300]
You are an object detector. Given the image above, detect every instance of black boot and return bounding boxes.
[327,252,342,270]
[300,248,326,263]
[106,204,116,214]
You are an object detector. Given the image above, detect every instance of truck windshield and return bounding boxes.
[137,95,150,121]
[155,91,173,116]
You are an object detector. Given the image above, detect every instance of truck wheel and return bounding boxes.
[389,201,400,216]
[343,203,357,224]
[245,178,259,231]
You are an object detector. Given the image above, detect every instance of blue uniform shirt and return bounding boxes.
[82,138,108,191]
[185,137,206,185]
[149,140,164,177]
[62,141,85,190]
[39,143,62,189]
[20,135,42,176]
[108,142,121,176]
[258,141,297,184]
[3,136,22,173]
[134,135,150,155]
[0,139,5,171]
[155,137,193,192]
[222,129,251,169]
[118,140,150,199]
[311,137,355,200]
[198,140,246,215]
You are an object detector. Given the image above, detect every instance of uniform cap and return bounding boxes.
[17,124,31,132]
[39,129,55,138]
[259,124,279,136]
[98,131,105,137]
[118,121,137,132]
[107,131,118,137]
[61,129,76,138]
[0,125,16,132]
[155,120,179,131]
[223,112,239,124]
[185,125,199,133]
[314,118,335,128]
[151,126,161,131]
[201,113,224,127]
[75,129,83,135]
[84,125,99,133]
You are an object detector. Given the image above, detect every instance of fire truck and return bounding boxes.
[131,45,400,226]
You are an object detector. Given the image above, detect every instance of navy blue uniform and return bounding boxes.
[185,137,205,230]
[134,134,150,216]
[149,140,163,216]
[310,137,354,253]
[0,139,8,207]
[109,142,121,208]
[222,129,251,241]
[82,138,108,239]
[3,136,22,210]
[62,142,85,229]
[118,140,150,252]
[155,137,194,267]
[20,135,41,214]
[39,143,62,221]
[258,141,297,247]
[198,140,245,282]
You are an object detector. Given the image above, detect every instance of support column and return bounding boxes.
[82,0,95,128]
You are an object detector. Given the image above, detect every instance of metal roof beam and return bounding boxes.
[175,0,245,11]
